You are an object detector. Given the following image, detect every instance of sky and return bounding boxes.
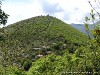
[1,0,96,25]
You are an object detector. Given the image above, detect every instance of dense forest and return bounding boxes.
[0,15,99,75]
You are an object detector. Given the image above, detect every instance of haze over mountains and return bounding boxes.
[70,22,97,34]
[70,23,86,34]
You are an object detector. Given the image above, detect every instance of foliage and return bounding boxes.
[23,60,32,71]
[83,1,100,74]
[0,0,100,75]
[27,47,100,75]
[0,0,9,25]
[0,15,88,70]
[27,53,68,75]
[0,66,26,75]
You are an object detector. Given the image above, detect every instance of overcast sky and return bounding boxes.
[1,0,95,25]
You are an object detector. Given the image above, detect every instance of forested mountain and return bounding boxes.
[1,16,100,75]
[0,15,88,64]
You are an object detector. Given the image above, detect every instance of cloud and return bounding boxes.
[1,0,97,25]
[40,0,63,14]
[2,0,45,25]
[2,0,33,3]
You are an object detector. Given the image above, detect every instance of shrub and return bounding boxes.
[23,60,32,71]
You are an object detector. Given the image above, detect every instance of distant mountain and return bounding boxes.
[70,23,96,34]
[70,23,87,34]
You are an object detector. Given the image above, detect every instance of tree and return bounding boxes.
[84,0,100,74]
[0,0,9,25]
[0,1,9,75]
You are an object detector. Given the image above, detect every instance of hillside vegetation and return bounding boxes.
[0,15,91,75]
[3,15,88,44]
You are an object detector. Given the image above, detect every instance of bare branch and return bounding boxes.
[95,0,100,8]
[88,1,100,19]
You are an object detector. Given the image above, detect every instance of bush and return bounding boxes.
[23,60,32,71]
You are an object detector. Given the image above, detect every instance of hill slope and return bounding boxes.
[3,15,88,44]
[0,15,88,68]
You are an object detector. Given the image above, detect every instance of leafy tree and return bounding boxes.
[0,0,9,75]
[0,0,9,25]
[83,0,100,74]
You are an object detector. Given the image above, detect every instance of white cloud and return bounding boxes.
[1,0,96,25]
[2,1,45,25]
[53,12,65,20]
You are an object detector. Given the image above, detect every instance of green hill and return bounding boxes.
[0,15,88,69]
[2,15,88,44]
